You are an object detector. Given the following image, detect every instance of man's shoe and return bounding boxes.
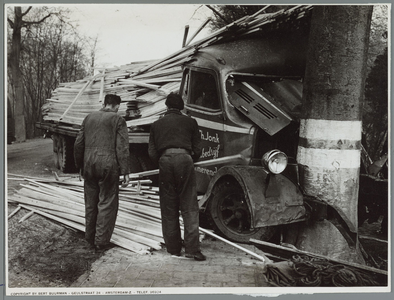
[95,244,112,252]
[170,252,181,258]
[86,239,95,245]
[185,251,206,261]
[85,239,95,249]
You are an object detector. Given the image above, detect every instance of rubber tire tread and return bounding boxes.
[58,135,77,173]
[208,181,277,244]
[52,134,60,169]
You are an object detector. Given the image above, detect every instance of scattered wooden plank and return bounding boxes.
[18,210,35,223]
[8,206,21,219]
[9,178,166,255]
[199,227,271,264]
[17,203,151,254]
[185,18,211,46]
[129,154,243,178]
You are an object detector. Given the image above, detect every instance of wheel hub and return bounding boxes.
[218,193,252,234]
[234,210,244,219]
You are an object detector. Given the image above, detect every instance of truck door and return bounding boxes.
[180,68,225,193]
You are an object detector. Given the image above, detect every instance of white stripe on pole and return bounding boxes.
[299,119,362,140]
[297,146,360,169]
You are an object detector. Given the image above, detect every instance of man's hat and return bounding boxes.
[165,93,184,110]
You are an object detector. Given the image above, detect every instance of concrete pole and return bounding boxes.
[295,6,373,263]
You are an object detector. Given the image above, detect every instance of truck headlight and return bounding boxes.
[262,150,288,174]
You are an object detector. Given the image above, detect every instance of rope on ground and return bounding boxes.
[265,255,380,287]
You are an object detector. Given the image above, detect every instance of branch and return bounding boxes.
[206,5,230,24]
[21,6,32,17]
[22,13,52,27]
[7,17,14,28]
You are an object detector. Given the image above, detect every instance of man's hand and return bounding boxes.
[121,174,130,187]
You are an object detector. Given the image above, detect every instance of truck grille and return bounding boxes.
[235,89,254,104]
[235,89,277,119]
[254,103,277,119]
[228,81,293,136]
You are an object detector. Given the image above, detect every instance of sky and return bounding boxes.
[67,4,214,67]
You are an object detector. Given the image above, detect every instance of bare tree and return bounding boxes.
[7,6,91,139]
[8,6,52,142]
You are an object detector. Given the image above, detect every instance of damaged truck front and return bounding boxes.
[174,15,312,243]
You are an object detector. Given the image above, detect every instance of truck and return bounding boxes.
[36,6,384,245]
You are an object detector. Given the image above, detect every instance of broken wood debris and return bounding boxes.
[18,210,35,223]
[8,177,171,254]
[8,205,21,219]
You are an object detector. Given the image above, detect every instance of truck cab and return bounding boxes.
[178,20,311,242]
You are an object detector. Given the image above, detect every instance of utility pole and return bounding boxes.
[295,6,373,263]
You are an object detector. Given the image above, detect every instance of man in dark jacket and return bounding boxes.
[148,93,205,261]
[74,94,130,251]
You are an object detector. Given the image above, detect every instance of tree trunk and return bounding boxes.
[295,6,373,264]
[9,7,26,142]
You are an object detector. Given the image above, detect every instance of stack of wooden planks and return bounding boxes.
[41,5,312,128]
[8,175,177,255]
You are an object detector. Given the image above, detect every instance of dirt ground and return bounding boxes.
[6,137,106,287]
[5,137,389,287]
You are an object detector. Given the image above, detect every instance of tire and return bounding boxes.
[129,151,143,173]
[134,150,158,186]
[137,152,154,171]
[57,135,77,173]
[208,181,277,243]
[52,134,60,169]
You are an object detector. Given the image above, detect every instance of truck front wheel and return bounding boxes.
[208,182,277,243]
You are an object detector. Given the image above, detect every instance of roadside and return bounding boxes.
[7,137,104,287]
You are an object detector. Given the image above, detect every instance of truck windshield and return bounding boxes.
[188,70,220,110]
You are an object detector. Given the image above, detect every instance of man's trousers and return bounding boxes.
[84,169,119,246]
[158,153,200,255]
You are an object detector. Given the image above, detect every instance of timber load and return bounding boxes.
[41,5,313,129]
[8,175,170,254]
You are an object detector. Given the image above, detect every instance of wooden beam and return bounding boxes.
[99,69,106,102]
[118,79,161,90]
[59,79,92,121]
[199,227,271,263]
[8,206,21,219]
[182,25,189,48]
[185,18,211,46]
[18,210,34,223]
[129,154,243,178]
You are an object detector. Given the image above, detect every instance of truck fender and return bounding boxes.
[199,165,306,228]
